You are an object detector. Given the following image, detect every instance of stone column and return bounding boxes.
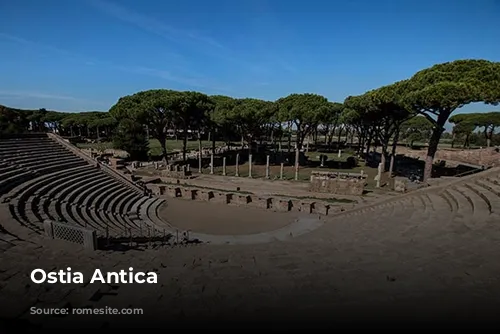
[376,162,383,188]
[235,153,240,177]
[210,154,214,174]
[198,152,202,173]
[280,163,284,180]
[265,155,270,179]
[248,154,252,178]
[222,157,226,176]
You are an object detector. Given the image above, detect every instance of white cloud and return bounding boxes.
[0,90,84,101]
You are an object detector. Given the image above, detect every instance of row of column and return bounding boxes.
[204,153,288,180]
[196,150,384,186]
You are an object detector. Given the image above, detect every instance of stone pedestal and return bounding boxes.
[265,155,270,179]
[394,177,407,192]
[235,153,240,177]
[248,154,252,178]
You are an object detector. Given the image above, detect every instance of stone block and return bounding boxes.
[235,195,252,206]
[290,199,301,212]
[275,199,291,212]
[158,186,166,196]
[214,192,229,204]
[315,203,330,215]
[250,197,268,209]
[166,186,178,197]
[301,202,314,214]
[309,171,366,196]
[265,198,273,209]
[394,177,407,193]
[191,189,199,200]
[181,188,193,199]
[200,190,215,201]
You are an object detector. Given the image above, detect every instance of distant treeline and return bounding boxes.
[0,105,116,138]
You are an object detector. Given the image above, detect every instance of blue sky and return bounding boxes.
[1,0,499,121]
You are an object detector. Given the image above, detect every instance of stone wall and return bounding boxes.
[146,183,353,216]
[403,147,500,167]
[309,171,366,196]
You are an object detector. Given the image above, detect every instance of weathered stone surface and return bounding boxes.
[309,171,366,196]
[160,164,193,179]
[394,177,407,193]
[275,199,291,212]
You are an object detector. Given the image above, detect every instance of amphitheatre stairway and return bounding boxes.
[307,165,500,242]
[0,133,169,250]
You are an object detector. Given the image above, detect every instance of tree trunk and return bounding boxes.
[358,130,365,154]
[212,130,216,155]
[381,152,386,173]
[287,121,291,154]
[366,131,373,154]
[337,126,343,145]
[423,114,447,182]
[158,134,168,163]
[248,136,253,155]
[295,142,300,181]
[389,129,400,177]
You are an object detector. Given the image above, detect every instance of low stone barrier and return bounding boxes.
[148,184,351,216]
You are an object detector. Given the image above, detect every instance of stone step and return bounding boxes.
[456,184,490,217]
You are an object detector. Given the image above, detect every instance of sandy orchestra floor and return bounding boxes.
[158,197,299,235]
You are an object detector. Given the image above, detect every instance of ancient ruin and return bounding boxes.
[309,170,366,195]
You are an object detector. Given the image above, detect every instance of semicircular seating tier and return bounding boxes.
[0,133,170,243]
